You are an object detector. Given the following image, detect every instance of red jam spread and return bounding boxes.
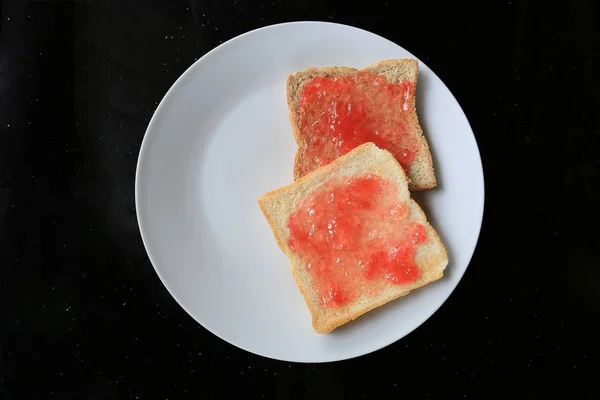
[287,174,426,308]
[297,71,419,178]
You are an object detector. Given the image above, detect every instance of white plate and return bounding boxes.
[135,21,484,362]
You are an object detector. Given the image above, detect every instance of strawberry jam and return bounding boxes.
[287,174,426,308]
[296,71,419,178]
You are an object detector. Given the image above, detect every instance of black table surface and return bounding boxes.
[1,0,599,398]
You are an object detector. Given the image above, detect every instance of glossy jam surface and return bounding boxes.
[297,71,419,177]
[287,174,426,308]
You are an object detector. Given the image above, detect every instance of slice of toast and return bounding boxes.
[287,59,437,191]
[258,142,448,333]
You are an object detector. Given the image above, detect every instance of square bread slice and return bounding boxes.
[258,142,448,333]
[287,59,437,191]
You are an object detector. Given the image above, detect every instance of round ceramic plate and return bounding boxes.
[136,21,484,362]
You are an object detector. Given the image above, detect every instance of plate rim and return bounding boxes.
[135,20,485,363]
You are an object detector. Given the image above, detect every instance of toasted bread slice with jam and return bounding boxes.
[258,142,448,333]
[287,59,437,191]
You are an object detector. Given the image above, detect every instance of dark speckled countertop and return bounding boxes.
[1,0,599,398]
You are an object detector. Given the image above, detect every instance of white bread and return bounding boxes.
[258,142,448,333]
[286,59,437,191]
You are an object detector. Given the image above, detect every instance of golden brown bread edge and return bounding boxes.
[258,142,448,333]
